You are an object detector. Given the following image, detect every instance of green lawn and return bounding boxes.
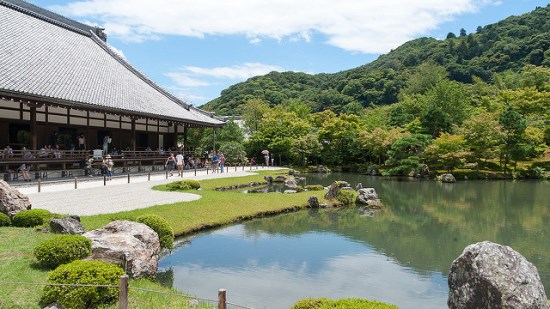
[0,169,328,308]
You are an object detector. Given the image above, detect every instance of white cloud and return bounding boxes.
[51,0,486,54]
[165,62,283,88]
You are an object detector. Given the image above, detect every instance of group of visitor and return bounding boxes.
[164,152,185,177]
[210,151,226,173]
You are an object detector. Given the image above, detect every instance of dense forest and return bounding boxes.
[192,5,549,178]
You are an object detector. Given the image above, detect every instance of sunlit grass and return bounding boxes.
[1,168,330,308]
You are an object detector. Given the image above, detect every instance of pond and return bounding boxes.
[158,173,550,309]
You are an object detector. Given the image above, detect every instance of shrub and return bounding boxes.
[136,214,174,250]
[40,260,124,309]
[291,297,398,309]
[12,209,61,227]
[0,212,10,226]
[336,190,356,206]
[33,235,92,269]
[304,184,324,191]
[166,179,200,191]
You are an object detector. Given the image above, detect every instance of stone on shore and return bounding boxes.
[50,216,86,234]
[83,220,160,278]
[0,180,32,217]
[355,188,383,208]
[448,241,549,309]
[441,173,456,183]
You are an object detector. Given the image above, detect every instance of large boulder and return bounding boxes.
[307,196,320,208]
[0,180,32,217]
[83,220,160,278]
[441,173,456,183]
[448,241,549,309]
[50,216,85,234]
[355,188,383,208]
[285,177,297,188]
[324,183,340,200]
[273,175,287,183]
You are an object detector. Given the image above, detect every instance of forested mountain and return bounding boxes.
[201,5,549,115]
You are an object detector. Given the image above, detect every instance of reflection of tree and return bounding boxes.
[156,268,174,288]
[242,179,550,291]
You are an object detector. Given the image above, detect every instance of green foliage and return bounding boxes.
[40,260,124,309]
[291,297,398,309]
[33,235,91,269]
[304,184,324,191]
[219,141,246,164]
[166,179,201,191]
[385,134,432,176]
[136,214,175,250]
[336,190,356,206]
[11,209,61,227]
[0,212,11,226]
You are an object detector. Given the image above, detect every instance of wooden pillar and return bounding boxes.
[30,106,37,150]
[131,117,136,151]
[172,122,178,150]
[212,127,216,152]
[183,124,188,152]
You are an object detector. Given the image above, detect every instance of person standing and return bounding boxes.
[175,152,184,176]
[165,153,175,177]
[211,152,219,173]
[219,152,225,173]
[102,155,114,180]
[103,135,111,155]
[78,133,86,150]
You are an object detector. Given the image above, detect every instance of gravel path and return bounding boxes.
[16,167,281,216]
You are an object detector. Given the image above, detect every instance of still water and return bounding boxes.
[158,173,549,309]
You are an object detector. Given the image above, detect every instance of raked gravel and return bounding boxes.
[15,167,282,216]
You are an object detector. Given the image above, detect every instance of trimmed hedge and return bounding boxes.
[291,297,398,309]
[40,260,124,309]
[0,212,10,226]
[136,214,174,250]
[304,184,324,191]
[11,209,61,227]
[336,190,356,206]
[33,235,92,269]
[166,179,201,191]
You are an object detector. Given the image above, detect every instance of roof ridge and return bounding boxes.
[0,0,97,38]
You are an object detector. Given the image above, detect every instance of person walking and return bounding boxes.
[175,152,184,176]
[165,153,175,177]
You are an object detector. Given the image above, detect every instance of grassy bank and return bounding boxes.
[0,169,328,308]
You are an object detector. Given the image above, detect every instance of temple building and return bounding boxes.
[0,0,223,154]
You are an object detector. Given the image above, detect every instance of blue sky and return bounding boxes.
[29,0,548,107]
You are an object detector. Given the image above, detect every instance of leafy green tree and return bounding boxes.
[419,80,471,137]
[359,127,409,164]
[219,141,247,164]
[499,106,527,174]
[318,114,361,166]
[290,132,323,166]
[424,133,470,172]
[459,112,503,169]
[384,134,432,176]
[246,106,310,164]
[239,98,270,134]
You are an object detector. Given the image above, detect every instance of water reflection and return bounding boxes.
[160,225,448,309]
[159,174,550,309]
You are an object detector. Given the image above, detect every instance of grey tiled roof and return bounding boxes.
[0,1,223,127]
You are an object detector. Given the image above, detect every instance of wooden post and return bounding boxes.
[104,175,106,186]
[127,173,130,183]
[38,178,41,193]
[206,167,209,175]
[74,177,77,190]
[194,165,197,176]
[218,289,227,309]
[148,172,150,181]
[119,274,129,309]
